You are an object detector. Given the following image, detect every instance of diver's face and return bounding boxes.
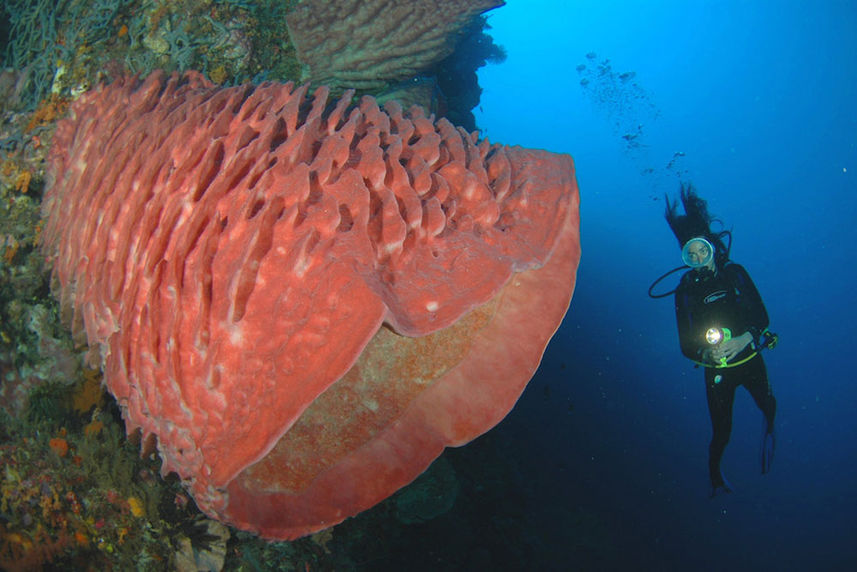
[686,241,711,267]
[681,237,716,275]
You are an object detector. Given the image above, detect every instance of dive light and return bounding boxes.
[703,327,778,370]
[705,327,731,346]
[706,327,731,367]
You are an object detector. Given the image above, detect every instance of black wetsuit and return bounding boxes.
[674,262,776,490]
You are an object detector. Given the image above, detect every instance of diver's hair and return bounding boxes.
[664,183,731,266]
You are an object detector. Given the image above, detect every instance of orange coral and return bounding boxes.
[14,169,31,194]
[3,237,19,264]
[25,94,69,132]
[127,497,144,518]
[49,438,69,457]
[74,531,89,547]
[0,161,33,195]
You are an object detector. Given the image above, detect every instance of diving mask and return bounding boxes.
[681,236,714,268]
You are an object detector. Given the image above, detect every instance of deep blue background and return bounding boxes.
[473,1,857,569]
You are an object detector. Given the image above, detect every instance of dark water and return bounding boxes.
[465,1,856,569]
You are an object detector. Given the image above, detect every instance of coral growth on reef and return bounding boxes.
[286,0,505,90]
[40,69,579,539]
[0,411,162,570]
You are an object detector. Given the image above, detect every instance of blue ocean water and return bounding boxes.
[471,1,856,569]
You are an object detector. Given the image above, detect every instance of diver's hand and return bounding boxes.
[711,332,753,363]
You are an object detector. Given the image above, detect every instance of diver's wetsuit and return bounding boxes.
[674,262,776,491]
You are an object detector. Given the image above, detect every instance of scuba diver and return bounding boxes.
[656,184,777,497]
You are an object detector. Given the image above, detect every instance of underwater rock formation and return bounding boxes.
[41,70,580,539]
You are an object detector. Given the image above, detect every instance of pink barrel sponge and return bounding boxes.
[41,71,581,539]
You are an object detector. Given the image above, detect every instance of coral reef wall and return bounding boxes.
[286,0,504,91]
[0,0,561,568]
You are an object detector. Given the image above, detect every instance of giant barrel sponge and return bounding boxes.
[41,71,581,539]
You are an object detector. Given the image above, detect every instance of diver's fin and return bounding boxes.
[709,474,734,498]
[761,430,775,475]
